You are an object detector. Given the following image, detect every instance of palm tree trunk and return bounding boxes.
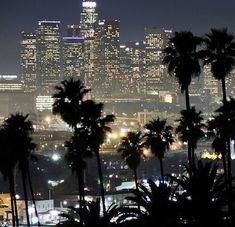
[10,188,16,227]
[159,158,164,182]
[185,86,191,111]
[185,86,192,170]
[221,78,233,217]
[95,150,106,215]
[221,77,227,103]
[133,169,140,212]
[22,171,30,227]
[191,147,196,169]
[222,153,229,193]
[9,172,19,227]
[27,171,40,227]
[227,137,233,217]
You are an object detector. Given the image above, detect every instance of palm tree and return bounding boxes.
[176,107,205,168]
[203,30,235,217]
[208,98,235,217]
[163,31,202,111]
[144,118,174,181]
[52,78,90,205]
[0,129,18,227]
[171,161,226,226]
[0,114,40,227]
[1,114,40,227]
[203,28,235,104]
[52,78,90,128]
[81,100,115,215]
[117,131,144,192]
[64,130,93,204]
[126,179,178,227]
[163,31,202,169]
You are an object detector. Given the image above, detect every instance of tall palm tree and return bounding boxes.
[203,30,235,217]
[163,31,202,169]
[176,107,205,168]
[117,131,144,193]
[1,114,40,227]
[52,78,90,205]
[64,130,93,204]
[203,28,235,104]
[81,100,115,215]
[144,118,174,181]
[163,31,202,111]
[208,98,235,217]
[0,129,18,227]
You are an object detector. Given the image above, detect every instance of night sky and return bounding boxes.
[1,0,235,74]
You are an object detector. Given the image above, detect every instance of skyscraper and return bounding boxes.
[62,36,84,80]
[80,0,98,38]
[36,21,61,93]
[80,0,98,95]
[93,20,120,97]
[144,28,169,96]
[20,32,37,92]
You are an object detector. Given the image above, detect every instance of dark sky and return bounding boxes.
[1,0,235,74]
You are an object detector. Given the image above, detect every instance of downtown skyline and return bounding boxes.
[1,0,235,74]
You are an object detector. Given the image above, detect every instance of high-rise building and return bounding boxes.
[93,20,120,97]
[203,65,219,102]
[144,28,170,96]
[80,0,98,38]
[80,0,98,96]
[120,41,145,95]
[62,36,84,80]
[36,21,61,93]
[20,32,37,92]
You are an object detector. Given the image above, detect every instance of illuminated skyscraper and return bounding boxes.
[120,41,145,95]
[80,0,98,95]
[80,0,98,38]
[36,21,61,92]
[144,28,169,96]
[93,20,120,97]
[20,32,37,92]
[62,36,84,79]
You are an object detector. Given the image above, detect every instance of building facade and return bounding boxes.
[36,21,61,93]
[20,32,37,92]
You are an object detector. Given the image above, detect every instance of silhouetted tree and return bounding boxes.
[126,179,178,227]
[117,131,144,192]
[171,161,226,227]
[81,100,115,215]
[163,31,202,169]
[52,78,90,205]
[144,118,174,181]
[176,107,205,168]
[203,29,235,217]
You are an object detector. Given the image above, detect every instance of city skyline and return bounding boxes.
[1,0,235,74]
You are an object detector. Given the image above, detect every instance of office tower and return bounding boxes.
[120,41,145,95]
[80,0,98,38]
[67,24,80,37]
[20,32,37,92]
[203,65,219,102]
[62,36,84,80]
[226,70,235,97]
[36,21,61,93]
[80,0,98,95]
[93,20,120,97]
[144,28,169,96]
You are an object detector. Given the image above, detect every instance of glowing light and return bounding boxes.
[52,153,60,161]
[82,1,96,8]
